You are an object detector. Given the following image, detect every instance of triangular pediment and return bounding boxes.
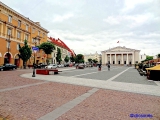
[106,46,137,52]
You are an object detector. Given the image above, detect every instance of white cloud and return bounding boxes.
[52,13,74,22]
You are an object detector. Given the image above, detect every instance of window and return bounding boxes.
[25,34,28,40]
[8,15,12,23]
[32,28,35,33]
[7,28,12,35]
[18,20,21,27]
[43,33,45,38]
[17,43,20,50]
[38,31,40,36]
[17,31,21,39]
[6,42,10,48]
[26,24,29,31]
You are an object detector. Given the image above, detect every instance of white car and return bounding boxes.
[57,64,64,68]
[45,64,57,69]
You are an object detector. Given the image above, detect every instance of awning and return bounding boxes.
[146,65,160,71]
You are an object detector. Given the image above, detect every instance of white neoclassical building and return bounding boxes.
[101,46,140,65]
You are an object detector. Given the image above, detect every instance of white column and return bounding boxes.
[132,52,134,65]
[1,23,3,35]
[115,54,116,64]
[121,53,123,64]
[105,54,107,64]
[110,54,111,64]
[127,53,128,64]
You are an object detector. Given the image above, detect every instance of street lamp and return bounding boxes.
[32,37,39,77]
[6,34,11,63]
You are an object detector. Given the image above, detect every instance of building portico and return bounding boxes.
[101,46,140,65]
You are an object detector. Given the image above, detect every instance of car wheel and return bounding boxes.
[12,68,15,70]
[1,68,3,71]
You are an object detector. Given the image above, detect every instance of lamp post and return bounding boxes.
[32,37,39,77]
[6,34,11,63]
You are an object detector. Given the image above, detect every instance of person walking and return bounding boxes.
[98,63,101,71]
[108,63,110,71]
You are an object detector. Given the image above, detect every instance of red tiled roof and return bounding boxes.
[49,37,75,56]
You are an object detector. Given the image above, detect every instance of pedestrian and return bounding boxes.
[108,63,110,71]
[98,63,101,71]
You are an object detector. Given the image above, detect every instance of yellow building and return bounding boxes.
[0,2,49,67]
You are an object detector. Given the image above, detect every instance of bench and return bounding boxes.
[36,69,62,75]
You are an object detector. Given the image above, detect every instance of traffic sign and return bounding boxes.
[32,47,39,53]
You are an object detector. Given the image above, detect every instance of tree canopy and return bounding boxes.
[64,55,69,63]
[39,42,55,55]
[75,54,84,63]
[56,48,62,64]
[19,40,32,69]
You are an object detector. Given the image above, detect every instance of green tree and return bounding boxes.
[145,55,153,61]
[39,42,55,64]
[75,54,84,63]
[70,55,75,62]
[88,58,92,63]
[19,40,32,69]
[158,54,160,58]
[64,55,69,63]
[56,48,62,64]
[92,59,98,63]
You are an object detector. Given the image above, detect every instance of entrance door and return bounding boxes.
[124,61,126,64]
[4,53,11,64]
[113,61,115,64]
[118,61,120,64]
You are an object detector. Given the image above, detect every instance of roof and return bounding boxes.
[146,65,160,71]
[48,37,75,56]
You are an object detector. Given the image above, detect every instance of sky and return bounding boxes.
[1,0,160,56]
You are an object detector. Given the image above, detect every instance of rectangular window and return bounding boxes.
[17,31,21,38]
[6,42,10,48]
[25,34,28,40]
[18,20,21,27]
[26,24,29,31]
[17,43,20,50]
[38,31,40,36]
[8,15,12,23]
[7,28,12,35]
[32,28,35,33]
[43,33,45,38]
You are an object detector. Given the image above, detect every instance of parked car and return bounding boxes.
[0,65,3,71]
[64,63,69,67]
[57,64,64,68]
[36,63,47,68]
[76,63,85,69]
[45,64,57,69]
[1,64,17,71]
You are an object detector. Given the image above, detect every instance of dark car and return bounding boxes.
[36,63,47,68]
[64,63,69,67]
[1,64,17,71]
[0,65,3,71]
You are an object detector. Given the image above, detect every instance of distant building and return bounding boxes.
[101,46,140,65]
[84,52,102,63]
[139,54,146,62]
[48,37,75,64]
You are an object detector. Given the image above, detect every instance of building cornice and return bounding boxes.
[0,1,49,33]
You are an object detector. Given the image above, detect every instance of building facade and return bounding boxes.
[101,46,140,65]
[48,37,75,64]
[139,54,146,62]
[84,52,102,63]
[0,2,49,67]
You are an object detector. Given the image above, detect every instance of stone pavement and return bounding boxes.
[0,66,160,120]
[21,66,160,97]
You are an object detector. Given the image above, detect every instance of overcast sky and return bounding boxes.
[1,0,160,56]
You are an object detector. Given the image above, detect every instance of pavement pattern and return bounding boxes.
[0,66,160,120]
